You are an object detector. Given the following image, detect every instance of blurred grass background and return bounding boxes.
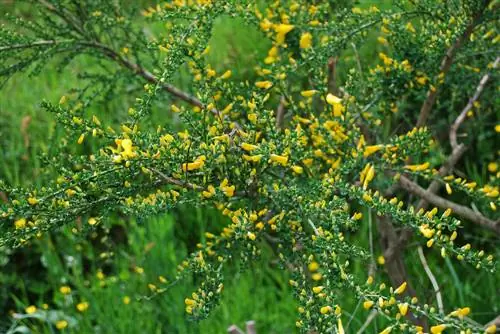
[1,1,499,333]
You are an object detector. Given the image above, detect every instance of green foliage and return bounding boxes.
[1,0,499,333]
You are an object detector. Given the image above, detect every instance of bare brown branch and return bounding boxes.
[450,57,499,149]
[276,96,286,129]
[327,57,338,95]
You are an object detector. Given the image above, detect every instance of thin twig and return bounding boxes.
[416,11,483,127]
[150,168,199,190]
[327,57,338,95]
[227,325,245,334]
[276,96,285,129]
[398,175,500,235]
[485,315,500,331]
[246,321,257,334]
[356,309,378,334]
[417,246,444,315]
[368,209,376,277]
[416,144,467,211]
[0,38,206,110]
[0,40,74,52]
[308,219,320,236]
[38,0,87,37]
[351,43,364,80]
[450,57,499,150]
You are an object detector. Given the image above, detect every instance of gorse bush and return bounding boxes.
[1,0,499,333]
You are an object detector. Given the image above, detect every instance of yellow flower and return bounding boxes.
[495,124,500,133]
[362,164,375,189]
[77,133,85,145]
[123,296,131,305]
[486,324,497,333]
[59,286,71,295]
[430,324,446,334]
[394,282,407,295]
[255,81,273,89]
[291,165,303,174]
[320,306,331,314]
[220,179,235,197]
[363,145,384,157]
[308,261,319,272]
[247,113,257,124]
[25,305,37,314]
[377,36,388,45]
[337,318,345,334]
[300,32,313,49]
[114,138,136,160]
[206,68,216,78]
[363,300,374,309]
[27,197,39,205]
[88,217,97,226]
[312,273,322,281]
[398,303,409,316]
[406,22,416,33]
[220,70,232,80]
[379,327,392,334]
[416,76,428,85]
[377,255,385,265]
[449,307,470,319]
[488,162,498,173]
[419,225,435,238]
[15,218,27,229]
[241,143,259,152]
[259,19,273,31]
[76,302,89,312]
[326,93,342,105]
[301,90,317,97]
[312,286,324,294]
[56,320,68,330]
[202,185,216,198]
[443,208,452,218]
[270,154,288,166]
[247,232,256,240]
[404,162,430,172]
[243,154,263,163]
[326,94,344,116]
[274,24,294,44]
[182,155,206,172]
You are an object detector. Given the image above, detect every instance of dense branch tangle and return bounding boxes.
[1,1,499,333]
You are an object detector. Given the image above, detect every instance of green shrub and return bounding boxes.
[1,0,499,333]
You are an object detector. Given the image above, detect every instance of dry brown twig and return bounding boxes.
[449,57,500,150]
[276,96,286,129]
